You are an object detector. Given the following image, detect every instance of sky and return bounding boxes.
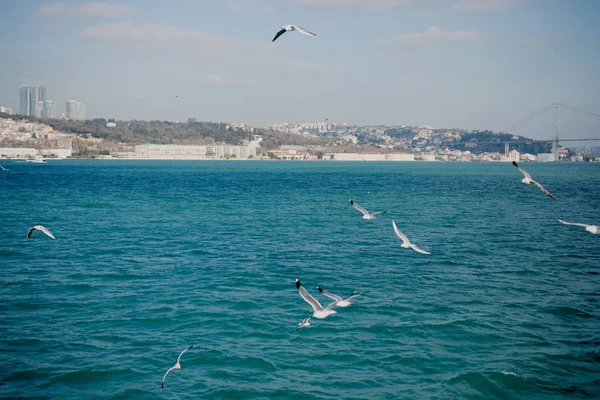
[0,0,599,140]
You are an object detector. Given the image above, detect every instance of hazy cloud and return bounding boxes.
[384,26,479,47]
[450,0,522,11]
[227,3,244,12]
[77,22,244,56]
[197,74,248,86]
[38,2,136,18]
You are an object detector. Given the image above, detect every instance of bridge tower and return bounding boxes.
[551,103,559,161]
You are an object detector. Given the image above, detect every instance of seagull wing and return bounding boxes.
[370,209,391,216]
[392,220,411,245]
[317,287,342,302]
[532,181,556,200]
[27,227,36,239]
[350,199,369,216]
[512,161,532,180]
[272,28,287,42]
[292,25,316,37]
[410,244,431,255]
[297,280,324,312]
[161,366,177,391]
[39,226,56,239]
[177,345,193,364]
[558,219,590,228]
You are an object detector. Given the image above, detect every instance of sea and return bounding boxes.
[0,160,598,399]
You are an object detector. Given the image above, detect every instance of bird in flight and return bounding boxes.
[272,25,316,42]
[161,345,193,391]
[392,220,431,255]
[512,161,556,200]
[317,286,361,307]
[558,219,599,234]
[350,199,390,220]
[27,225,55,240]
[296,278,336,319]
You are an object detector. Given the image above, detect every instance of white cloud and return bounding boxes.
[290,0,524,11]
[290,0,422,10]
[227,3,244,12]
[77,22,243,56]
[450,0,522,11]
[198,74,247,86]
[38,2,136,18]
[384,26,479,47]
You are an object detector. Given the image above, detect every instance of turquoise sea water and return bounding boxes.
[0,160,599,399]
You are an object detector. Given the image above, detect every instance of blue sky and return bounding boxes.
[0,0,599,140]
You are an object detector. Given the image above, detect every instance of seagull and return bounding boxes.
[0,164,7,171]
[161,345,193,391]
[27,225,55,240]
[272,25,316,42]
[558,219,599,234]
[512,161,556,200]
[296,278,336,319]
[296,317,311,331]
[317,286,361,307]
[350,199,390,220]
[392,220,430,255]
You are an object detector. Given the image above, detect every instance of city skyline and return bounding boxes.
[0,1,599,141]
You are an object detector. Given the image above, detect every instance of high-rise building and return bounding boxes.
[188,117,197,123]
[66,100,85,121]
[19,85,30,115]
[34,101,44,118]
[43,100,56,119]
[77,102,85,120]
[18,84,47,116]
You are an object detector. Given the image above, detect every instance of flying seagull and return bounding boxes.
[272,25,316,42]
[296,278,336,319]
[317,286,361,307]
[512,161,556,200]
[558,219,599,234]
[27,225,55,240]
[392,220,430,255]
[350,199,390,220]
[296,317,311,331]
[0,164,7,171]
[161,345,193,391]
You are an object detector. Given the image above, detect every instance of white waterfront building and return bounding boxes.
[328,152,415,161]
[133,144,257,160]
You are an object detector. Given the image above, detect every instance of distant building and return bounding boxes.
[106,122,117,128]
[188,117,197,123]
[0,106,12,115]
[34,101,44,118]
[43,101,56,119]
[132,144,256,160]
[39,147,72,158]
[329,152,415,161]
[66,100,85,121]
[0,147,38,158]
[18,85,46,116]
[537,153,555,162]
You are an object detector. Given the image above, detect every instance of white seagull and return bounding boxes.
[349,199,391,220]
[317,286,361,307]
[161,345,193,391]
[272,25,316,42]
[0,164,7,171]
[296,278,336,319]
[558,219,599,234]
[27,225,55,240]
[392,220,430,255]
[512,161,556,200]
[296,317,311,331]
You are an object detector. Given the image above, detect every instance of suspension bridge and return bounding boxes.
[453,102,600,161]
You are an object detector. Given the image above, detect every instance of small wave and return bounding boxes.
[543,306,593,319]
[6,369,50,382]
[49,369,133,385]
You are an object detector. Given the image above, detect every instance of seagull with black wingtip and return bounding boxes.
[272,25,316,42]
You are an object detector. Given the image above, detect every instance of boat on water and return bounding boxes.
[24,155,46,163]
